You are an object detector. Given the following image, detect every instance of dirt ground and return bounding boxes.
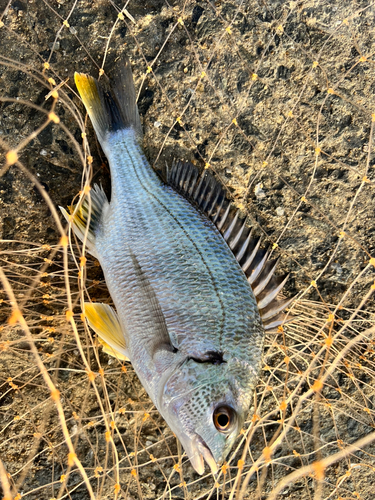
[1,0,375,499]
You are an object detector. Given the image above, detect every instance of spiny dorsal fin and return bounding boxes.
[60,183,108,257]
[167,160,234,230]
[167,160,296,332]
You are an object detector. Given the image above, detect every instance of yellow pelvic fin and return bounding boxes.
[84,302,129,362]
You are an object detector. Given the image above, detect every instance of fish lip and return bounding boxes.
[190,435,219,475]
[157,366,219,475]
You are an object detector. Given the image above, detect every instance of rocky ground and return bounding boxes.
[1,1,375,499]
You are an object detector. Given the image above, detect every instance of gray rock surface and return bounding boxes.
[1,1,375,499]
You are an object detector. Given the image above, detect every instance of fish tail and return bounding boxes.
[74,55,142,145]
[64,56,142,253]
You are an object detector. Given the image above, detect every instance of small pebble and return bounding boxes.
[276,207,285,216]
[40,149,47,156]
[331,263,343,275]
[49,41,60,51]
[154,121,161,128]
[254,183,266,199]
[70,424,78,437]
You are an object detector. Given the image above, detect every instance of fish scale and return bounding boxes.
[61,56,292,474]
[100,136,259,354]
[98,132,260,357]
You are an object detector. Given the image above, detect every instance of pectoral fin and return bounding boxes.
[129,251,176,357]
[84,302,130,362]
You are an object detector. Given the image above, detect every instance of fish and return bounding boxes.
[60,56,293,475]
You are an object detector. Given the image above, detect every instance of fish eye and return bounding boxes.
[213,405,236,433]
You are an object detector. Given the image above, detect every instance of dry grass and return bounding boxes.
[1,1,375,499]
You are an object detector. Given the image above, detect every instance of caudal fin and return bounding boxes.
[74,55,142,144]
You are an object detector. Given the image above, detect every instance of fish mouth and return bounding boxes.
[187,435,219,475]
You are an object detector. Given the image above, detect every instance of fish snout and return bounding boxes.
[188,435,219,475]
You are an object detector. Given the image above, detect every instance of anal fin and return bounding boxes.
[60,184,108,257]
[84,302,130,362]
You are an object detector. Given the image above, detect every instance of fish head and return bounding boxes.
[159,355,259,475]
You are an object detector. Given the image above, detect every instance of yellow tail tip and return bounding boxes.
[74,72,100,108]
[74,71,90,89]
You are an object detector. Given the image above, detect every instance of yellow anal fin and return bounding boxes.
[84,302,130,362]
[59,184,108,258]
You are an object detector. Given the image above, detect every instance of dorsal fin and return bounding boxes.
[167,160,295,332]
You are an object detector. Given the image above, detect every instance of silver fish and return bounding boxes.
[61,57,293,474]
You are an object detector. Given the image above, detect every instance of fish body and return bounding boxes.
[62,57,291,474]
